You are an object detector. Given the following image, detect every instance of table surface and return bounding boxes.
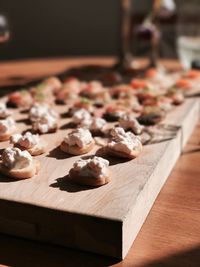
[0,57,199,267]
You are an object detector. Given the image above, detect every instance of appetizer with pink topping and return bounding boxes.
[105,127,142,159]
[115,98,143,114]
[104,105,128,121]
[175,79,191,91]
[183,70,200,79]
[138,106,166,125]
[43,76,62,94]
[56,77,86,104]
[63,77,87,93]
[166,88,184,105]
[136,86,158,102]
[71,80,108,108]
[80,81,104,99]
[10,131,47,156]
[69,98,94,114]
[0,147,39,179]
[69,156,110,187]
[143,96,173,112]
[130,79,158,101]
[131,79,149,90]
[145,68,159,79]
[109,84,134,99]
[0,117,16,141]
[119,114,144,135]
[56,87,78,105]
[145,68,175,90]
[7,90,33,108]
[91,90,111,107]
[30,83,55,105]
[60,128,94,155]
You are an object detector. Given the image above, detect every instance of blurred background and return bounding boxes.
[0,0,199,61]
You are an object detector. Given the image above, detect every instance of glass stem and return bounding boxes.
[118,0,133,68]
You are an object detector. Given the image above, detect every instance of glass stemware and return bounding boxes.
[0,15,10,44]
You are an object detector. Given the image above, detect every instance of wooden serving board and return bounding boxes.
[0,98,199,259]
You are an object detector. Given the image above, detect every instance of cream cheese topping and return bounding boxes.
[64,128,93,148]
[29,103,58,122]
[73,156,109,179]
[0,102,10,118]
[119,114,144,135]
[73,109,91,124]
[0,117,16,135]
[1,147,32,170]
[80,117,107,132]
[10,131,40,149]
[108,127,142,154]
[90,118,106,131]
[80,117,93,128]
[32,113,57,133]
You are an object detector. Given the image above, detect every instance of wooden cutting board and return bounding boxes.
[0,98,199,259]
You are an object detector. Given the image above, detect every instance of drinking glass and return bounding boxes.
[176,2,200,70]
[0,15,10,44]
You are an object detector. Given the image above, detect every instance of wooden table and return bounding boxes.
[0,58,199,267]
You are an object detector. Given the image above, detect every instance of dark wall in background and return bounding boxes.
[0,0,197,60]
[0,0,121,60]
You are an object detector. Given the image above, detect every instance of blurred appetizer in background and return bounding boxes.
[138,106,166,125]
[55,77,86,104]
[104,105,129,122]
[10,131,47,156]
[7,90,33,108]
[166,88,184,105]
[0,117,16,141]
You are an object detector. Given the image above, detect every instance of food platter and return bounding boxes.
[0,68,199,259]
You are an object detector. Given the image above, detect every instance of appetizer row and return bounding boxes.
[0,146,110,187]
[6,69,200,127]
[0,125,143,185]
